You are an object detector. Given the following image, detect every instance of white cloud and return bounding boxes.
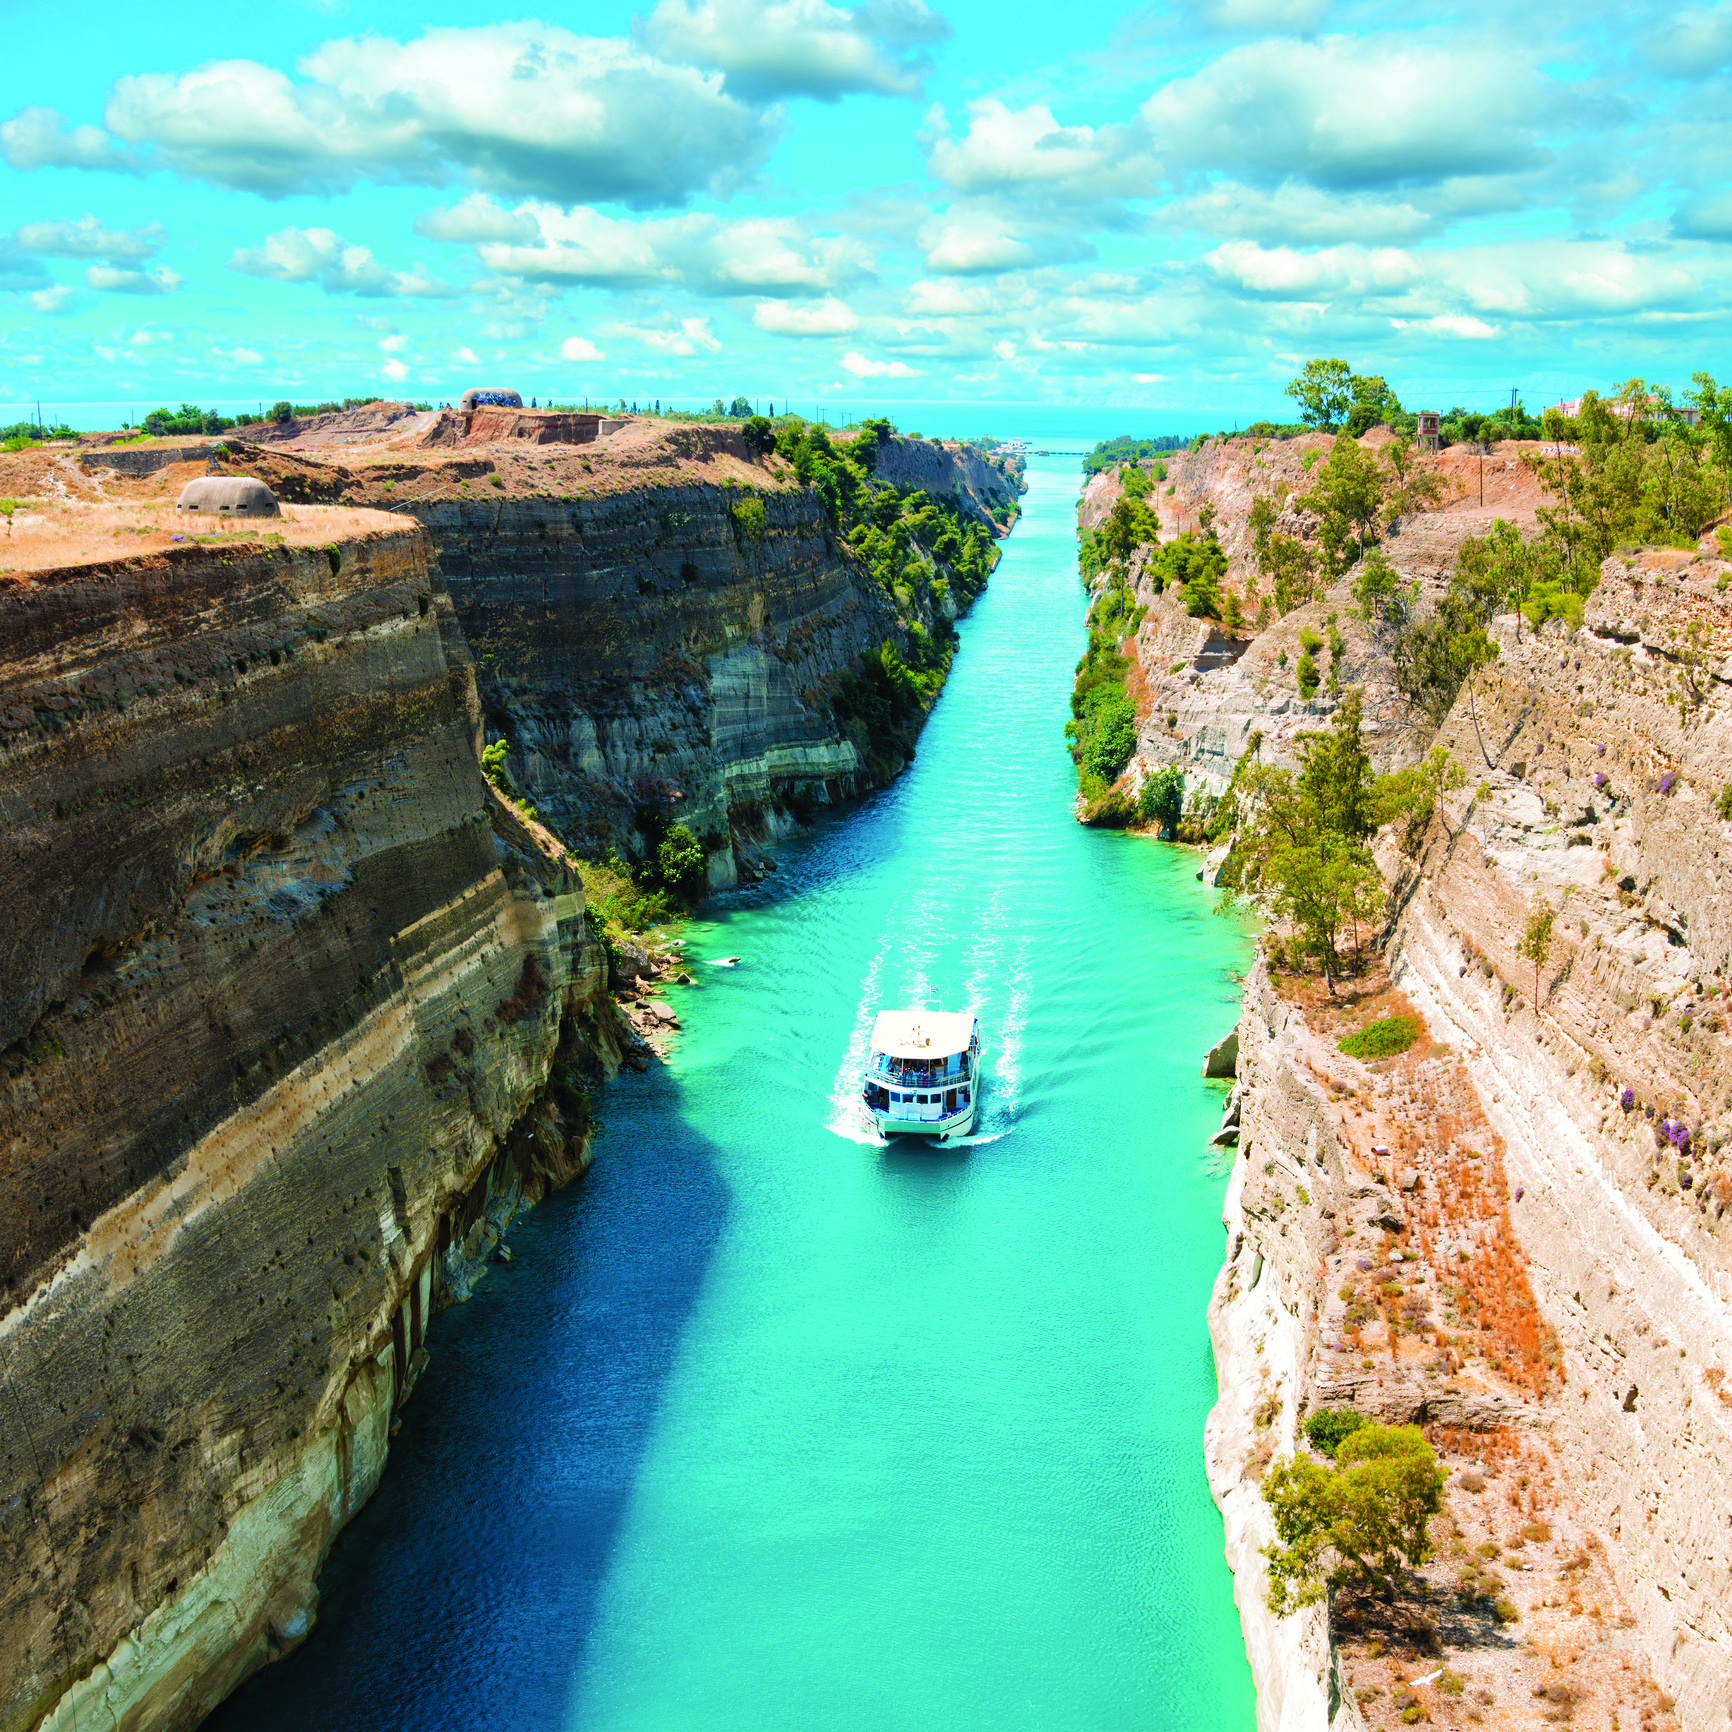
[559,336,606,360]
[920,212,1037,274]
[926,99,1152,202]
[1647,6,1732,78]
[1206,239,1421,297]
[609,317,722,354]
[82,25,773,205]
[230,227,456,298]
[415,196,538,245]
[85,264,182,295]
[210,343,265,364]
[639,0,948,99]
[466,201,872,295]
[1389,314,1500,339]
[1192,0,1330,28]
[906,278,998,314]
[453,345,481,365]
[30,285,73,313]
[0,106,140,173]
[1133,372,1166,382]
[15,215,164,261]
[382,357,410,381]
[753,296,859,334]
[1144,37,1552,190]
[841,350,921,377]
[1162,181,1439,244]
[1672,188,1732,239]
[379,333,412,353]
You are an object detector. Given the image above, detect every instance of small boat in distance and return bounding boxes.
[861,1009,983,1141]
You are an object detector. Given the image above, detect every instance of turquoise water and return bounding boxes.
[208,453,1256,1732]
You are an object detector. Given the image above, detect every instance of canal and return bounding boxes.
[209,450,1257,1731]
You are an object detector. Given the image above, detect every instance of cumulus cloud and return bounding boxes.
[1162,181,1438,244]
[14,215,164,260]
[230,227,457,298]
[382,357,410,381]
[925,99,1153,203]
[83,24,773,205]
[841,350,921,376]
[461,201,872,294]
[1646,6,1732,78]
[1206,239,1422,297]
[30,285,74,313]
[639,0,949,99]
[559,335,606,360]
[0,241,51,293]
[1144,37,1553,190]
[0,106,140,173]
[753,296,860,334]
[85,264,182,295]
[919,211,1037,274]
[1672,188,1732,239]
[1389,313,1500,338]
[609,317,722,354]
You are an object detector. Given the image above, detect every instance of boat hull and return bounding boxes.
[871,1100,976,1141]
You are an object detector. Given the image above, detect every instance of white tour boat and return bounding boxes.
[861,1009,983,1141]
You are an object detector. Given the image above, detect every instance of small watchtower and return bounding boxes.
[1416,411,1441,453]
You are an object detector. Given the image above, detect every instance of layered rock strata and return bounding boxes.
[1204,551,1732,1730]
[397,433,1019,878]
[0,517,618,1732]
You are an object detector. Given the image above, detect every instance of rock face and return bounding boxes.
[0,517,618,1732]
[1204,548,1732,1730]
[411,437,1020,875]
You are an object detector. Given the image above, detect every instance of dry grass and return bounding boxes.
[0,488,403,576]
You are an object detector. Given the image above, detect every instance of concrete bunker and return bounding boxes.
[458,389,523,413]
[175,476,281,517]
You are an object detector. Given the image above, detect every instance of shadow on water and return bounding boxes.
[204,1064,729,1732]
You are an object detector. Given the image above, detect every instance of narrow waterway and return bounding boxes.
[210,452,1257,1732]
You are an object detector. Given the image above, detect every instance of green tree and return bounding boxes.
[1139,764,1185,833]
[742,414,775,458]
[653,823,708,896]
[1298,435,1386,574]
[1349,547,1413,629]
[1222,692,1384,988]
[1262,1423,1446,1612]
[1286,358,1355,431]
[1519,897,1555,1005]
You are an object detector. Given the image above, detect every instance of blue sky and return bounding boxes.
[5,0,1732,426]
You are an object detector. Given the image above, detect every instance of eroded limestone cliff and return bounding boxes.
[0,512,618,1732]
[1190,502,1732,1727]
[1,418,1014,1732]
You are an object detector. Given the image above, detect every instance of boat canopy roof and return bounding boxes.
[870,1009,975,1058]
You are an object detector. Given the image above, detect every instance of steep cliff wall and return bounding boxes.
[0,515,618,1732]
[1073,433,1549,806]
[382,427,1020,880]
[1202,549,1732,1732]
[417,477,893,870]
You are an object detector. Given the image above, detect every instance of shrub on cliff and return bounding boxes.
[1262,1422,1446,1611]
[1081,687,1137,783]
[1338,1014,1421,1059]
[649,824,707,898]
[1303,1407,1367,1458]
[1219,691,1383,990]
[1138,765,1185,834]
